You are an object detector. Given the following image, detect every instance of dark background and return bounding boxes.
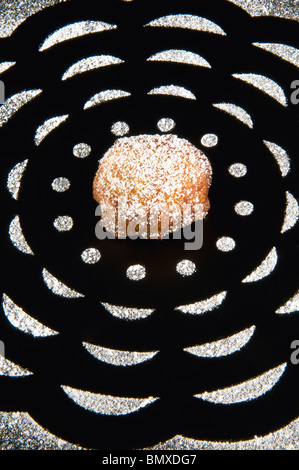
[0,0,299,450]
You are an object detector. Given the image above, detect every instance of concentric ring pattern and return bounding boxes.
[1,0,299,450]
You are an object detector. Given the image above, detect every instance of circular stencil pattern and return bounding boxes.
[228,163,247,178]
[2,0,299,453]
[53,216,73,232]
[111,121,130,136]
[73,143,91,158]
[234,200,254,216]
[216,236,236,252]
[81,248,101,264]
[176,260,197,276]
[126,264,146,281]
[157,118,176,132]
[51,177,71,193]
[201,133,218,147]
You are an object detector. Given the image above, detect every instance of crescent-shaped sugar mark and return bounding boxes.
[0,61,16,75]
[42,268,84,299]
[213,102,253,128]
[0,89,42,127]
[39,21,117,52]
[253,42,299,69]
[184,325,256,358]
[35,114,69,146]
[147,49,211,68]
[0,412,83,449]
[276,289,299,314]
[281,191,299,234]
[145,14,226,36]
[61,385,159,415]
[2,294,59,337]
[101,302,155,320]
[62,55,124,81]
[263,140,290,177]
[83,342,159,366]
[242,247,278,283]
[9,215,34,255]
[83,89,131,110]
[194,362,287,404]
[232,73,287,106]
[149,416,299,450]
[175,291,227,315]
[148,85,196,100]
[7,159,28,200]
[0,355,33,377]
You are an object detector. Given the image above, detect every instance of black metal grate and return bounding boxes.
[1,0,299,450]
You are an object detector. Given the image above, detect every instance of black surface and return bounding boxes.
[0,0,299,450]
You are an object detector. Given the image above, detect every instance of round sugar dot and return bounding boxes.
[111,121,130,136]
[126,264,146,281]
[201,133,218,147]
[53,216,73,232]
[157,118,176,132]
[216,237,236,252]
[73,143,91,158]
[228,163,247,178]
[234,201,254,216]
[81,248,101,264]
[176,260,197,277]
[51,177,70,193]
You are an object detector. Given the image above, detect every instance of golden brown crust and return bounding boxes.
[93,134,212,238]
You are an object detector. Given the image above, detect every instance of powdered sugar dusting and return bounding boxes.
[93,134,212,237]
[148,85,196,100]
[195,363,287,404]
[145,14,226,36]
[126,265,146,281]
[39,21,117,52]
[176,260,197,276]
[101,302,154,320]
[61,385,158,416]
[276,289,299,314]
[7,159,28,200]
[232,73,287,107]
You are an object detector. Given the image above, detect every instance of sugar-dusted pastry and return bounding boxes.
[93,134,212,238]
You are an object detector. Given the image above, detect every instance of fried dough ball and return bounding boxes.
[93,134,212,238]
